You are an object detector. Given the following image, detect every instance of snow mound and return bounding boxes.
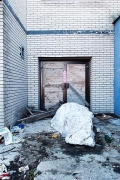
[51,103,95,147]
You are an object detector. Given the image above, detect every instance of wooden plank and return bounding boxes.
[17,109,57,123]
[67,89,85,106]
[31,110,46,113]
[43,62,64,68]
[44,84,62,88]
[45,102,60,111]
[69,84,90,108]
[26,107,33,116]
[42,61,64,109]
[67,64,85,99]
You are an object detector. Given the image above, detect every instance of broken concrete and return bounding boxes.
[51,103,95,147]
[0,116,120,179]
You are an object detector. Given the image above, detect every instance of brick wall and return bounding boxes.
[3,0,27,127]
[27,0,119,31]
[27,34,114,113]
[26,0,119,114]
[6,0,26,28]
[0,1,4,127]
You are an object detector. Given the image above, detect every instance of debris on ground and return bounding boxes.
[17,103,62,124]
[0,136,3,144]
[19,165,29,172]
[11,124,24,133]
[0,163,10,179]
[26,107,33,116]
[0,113,120,179]
[52,134,58,138]
[105,132,112,143]
[96,114,113,120]
[0,127,13,146]
[0,125,23,146]
[0,147,15,154]
[51,103,95,147]
[17,109,57,123]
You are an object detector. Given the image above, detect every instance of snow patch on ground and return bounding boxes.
[51,103,95,147]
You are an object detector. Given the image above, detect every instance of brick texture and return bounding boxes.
[26,0,118,114]
[27,34,114,113]
[7,0,26,28]
[3,1,27,127]
[27,0,119,31]
[0,1,4,127]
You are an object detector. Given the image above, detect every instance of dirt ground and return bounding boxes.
[0,116,120,180]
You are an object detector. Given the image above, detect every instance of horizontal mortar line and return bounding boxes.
[3,0,115,36]
[3,0,27,34]
[27,30,114,35]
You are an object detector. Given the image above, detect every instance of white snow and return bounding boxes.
[51,103,95,147]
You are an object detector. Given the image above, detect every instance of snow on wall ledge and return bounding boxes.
[51,103,95,147]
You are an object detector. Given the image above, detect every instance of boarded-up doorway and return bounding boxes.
[40,61,65,110]
[67,64,85,105]
[39,58,90,110]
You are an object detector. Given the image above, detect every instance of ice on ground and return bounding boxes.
[108,119,120,126]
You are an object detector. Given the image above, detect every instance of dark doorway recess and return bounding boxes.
[39,57,91,110]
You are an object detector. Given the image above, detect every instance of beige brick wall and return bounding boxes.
[27,34,114,113]
[27,0,119,31]
[7,0,26,28]
[3,0,27,127]
[0,1,4,127]
[26,0,118,113]
[0,0,117,115]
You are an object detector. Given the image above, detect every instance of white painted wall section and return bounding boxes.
[0,1,4,127]
[3,0,27,127]
[6,0,26,28]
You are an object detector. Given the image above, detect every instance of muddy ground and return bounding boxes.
[0,116,120,180]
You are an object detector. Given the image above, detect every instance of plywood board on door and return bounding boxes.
[42,61,65,109]
[67,64,85,105]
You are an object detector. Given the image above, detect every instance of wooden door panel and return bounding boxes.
[44,69,63,83]
[43,62,64,69]
[67,64,85,105]
[41,60,89,110]
[42,61,64,109]
[45,90,63,107]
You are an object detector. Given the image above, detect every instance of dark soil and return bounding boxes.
[112,163,120,174]
[8,131,104,180]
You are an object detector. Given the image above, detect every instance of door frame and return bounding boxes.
[39,57,91,110]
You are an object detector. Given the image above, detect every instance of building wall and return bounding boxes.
[5,0,26,28]
[0,1,4,127]
[114,19,120,117]
[27,0,119,31]
[27,0,120,114]
[3,0,27,127]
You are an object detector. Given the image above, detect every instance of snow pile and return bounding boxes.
[51,103,95,147]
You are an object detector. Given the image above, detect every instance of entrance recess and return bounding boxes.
[67,63,85,105]
[39,58,90,110]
